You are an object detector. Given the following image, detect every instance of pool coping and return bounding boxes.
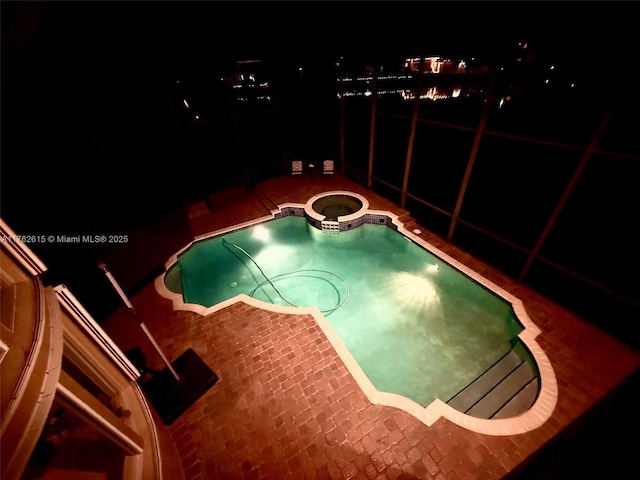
[154,197,558,436]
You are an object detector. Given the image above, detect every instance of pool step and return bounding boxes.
[447,350,539,419]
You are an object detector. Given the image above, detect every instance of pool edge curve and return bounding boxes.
[153,198,558,436]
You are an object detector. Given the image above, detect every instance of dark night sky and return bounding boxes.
[2,1,635,125]
[3,0,638,234]
[4,2,637,105]
[5,1,638,77]
[3,0,638,235]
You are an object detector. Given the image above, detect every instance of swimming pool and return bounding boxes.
[156,192,557,435]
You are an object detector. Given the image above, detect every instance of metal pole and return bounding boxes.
[518,111,612,283]
[99,261,180,381]
[447,77,494,242]
[367,67,378,190]
[400,56,424,209]
[339,71,346,176]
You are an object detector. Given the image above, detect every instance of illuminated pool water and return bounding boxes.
[165,215,526,407]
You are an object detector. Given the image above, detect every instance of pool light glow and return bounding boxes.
[391,272,440,309]
[252,225,270,241]
[427,263,439,273]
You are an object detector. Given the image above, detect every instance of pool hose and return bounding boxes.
[222,238,349,314]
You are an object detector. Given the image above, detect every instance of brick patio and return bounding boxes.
[101,173,640,479]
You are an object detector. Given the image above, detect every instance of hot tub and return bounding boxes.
[304,191,370,232]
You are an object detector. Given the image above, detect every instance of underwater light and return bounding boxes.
[392,272,440,308]
[252,225,269,241]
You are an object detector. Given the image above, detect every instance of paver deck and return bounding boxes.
[101,173,640,479]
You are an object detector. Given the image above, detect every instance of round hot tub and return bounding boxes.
[312,194,363,220]
[304,191,369,229]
